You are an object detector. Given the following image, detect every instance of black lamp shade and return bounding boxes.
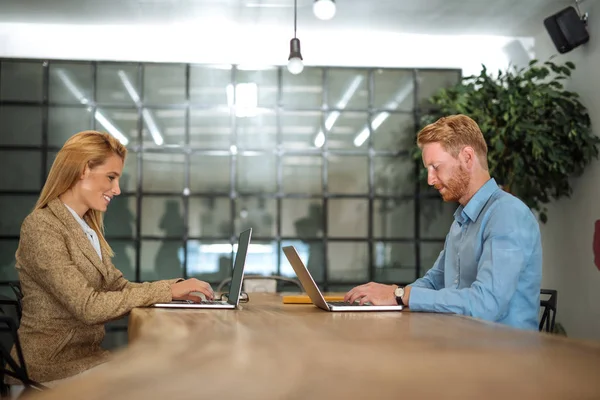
[288,38,303,60]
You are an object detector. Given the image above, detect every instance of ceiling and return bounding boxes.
[0,0,573,36]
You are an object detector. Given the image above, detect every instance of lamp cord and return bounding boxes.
[294,0,297,38]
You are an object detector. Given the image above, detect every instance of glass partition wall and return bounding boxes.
[0,60,460,293]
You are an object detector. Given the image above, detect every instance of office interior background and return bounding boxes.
[0,0,598,345]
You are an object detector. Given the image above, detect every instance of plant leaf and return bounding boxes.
[415,58,598,224]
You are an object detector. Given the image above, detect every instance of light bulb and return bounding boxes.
[287,38,304,75]
[313,0,336,20]
[287,57,304,75]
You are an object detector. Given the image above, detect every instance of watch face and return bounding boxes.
[395,287,404,297]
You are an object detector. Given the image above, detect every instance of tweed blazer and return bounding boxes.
[10,198,177,383]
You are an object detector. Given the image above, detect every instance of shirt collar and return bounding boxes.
[453,178,500,225]
[63,203,95,236]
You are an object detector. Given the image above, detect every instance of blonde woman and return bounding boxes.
[10,131,214,386]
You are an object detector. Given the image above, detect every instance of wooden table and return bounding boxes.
[30,293,600,399]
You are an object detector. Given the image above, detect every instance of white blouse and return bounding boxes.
[63,203,103,261]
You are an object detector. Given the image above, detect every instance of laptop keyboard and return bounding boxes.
[172,300,226,305]
[327,301,370,307]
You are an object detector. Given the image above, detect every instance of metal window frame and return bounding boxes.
[0,58,460,287]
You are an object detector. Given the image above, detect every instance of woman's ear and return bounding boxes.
[80,164,91,180]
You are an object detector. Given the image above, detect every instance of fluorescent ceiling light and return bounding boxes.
[117,70,140,104]
[117,70,164,146]
[314,75,363,148]
[54,69,88,105]
[324,75,364,130]
[314,131,325,148]
[353,128,370,148]
[227,83,259,118]
[142,109,164,146]
[93,111,130,145]
[54,68,128,145]
[353,81,414,147]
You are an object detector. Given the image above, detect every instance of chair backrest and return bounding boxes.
[0,282,23,321]
[0,287,23,397]
[8,282,23,305]
[0,296,21,324]
[217,275,303,294]
[539,289,557,333]
[0,284,46,395]
[0,296,21,358]
[0,316,46,393]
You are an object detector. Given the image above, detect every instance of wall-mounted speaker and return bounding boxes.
[544,6,589,54]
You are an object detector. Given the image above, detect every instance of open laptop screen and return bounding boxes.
[227,228,252,305]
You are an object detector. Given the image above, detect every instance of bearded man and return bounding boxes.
[344,114,542,330]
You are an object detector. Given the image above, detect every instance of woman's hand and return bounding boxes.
[170,278,214,303]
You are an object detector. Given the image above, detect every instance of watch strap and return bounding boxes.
[395,286,405,306]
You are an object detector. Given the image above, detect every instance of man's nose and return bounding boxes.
[427,170,436,186]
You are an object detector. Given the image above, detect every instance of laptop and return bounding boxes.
[283,245,403,312]
[153,228,252,309]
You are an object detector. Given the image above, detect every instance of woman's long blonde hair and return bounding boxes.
[36,130,127,257]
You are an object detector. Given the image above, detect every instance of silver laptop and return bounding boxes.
[153,228,252,309]
[283,246,403,312]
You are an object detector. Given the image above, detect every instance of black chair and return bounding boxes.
[0,281,23,322]
[8,282,23,310]
[0,283,46,397]
[539,289,557,333]
[0,296,22,397]
[0,316,47,397]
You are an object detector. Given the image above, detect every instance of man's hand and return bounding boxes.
[171,278,214,303]
[344,282,397,306]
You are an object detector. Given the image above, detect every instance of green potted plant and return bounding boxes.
[415,59,600,223]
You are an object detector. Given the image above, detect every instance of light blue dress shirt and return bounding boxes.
[64,203,103,262]
[409,178,542,330]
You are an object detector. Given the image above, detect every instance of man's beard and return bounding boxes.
[435,165,470,202]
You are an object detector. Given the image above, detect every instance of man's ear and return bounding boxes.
[460,146,476,169]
